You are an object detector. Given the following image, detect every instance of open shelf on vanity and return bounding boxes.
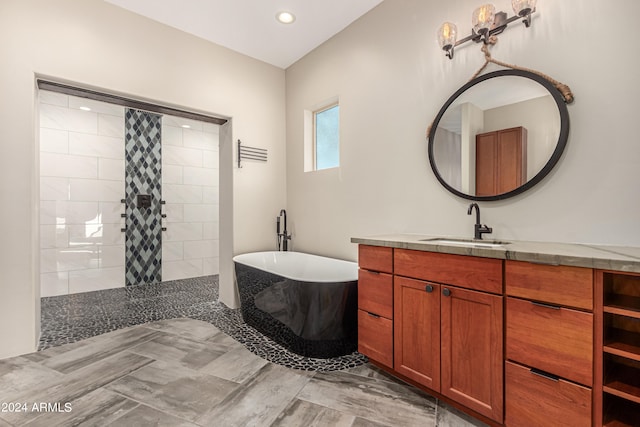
[603,393,640,427]
[603,355,640,404]
[598,271,640,425]
[604,294,640,318]
[604,328,640,362]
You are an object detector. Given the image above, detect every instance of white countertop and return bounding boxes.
[351,234,640,273]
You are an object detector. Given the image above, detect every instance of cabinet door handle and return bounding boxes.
[425,285,433,293]
[530,368,560,382]
[367,312,381,319]
[531,301,561,310]
[442,288,451,297]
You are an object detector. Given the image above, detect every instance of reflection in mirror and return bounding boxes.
[429,70,568,201]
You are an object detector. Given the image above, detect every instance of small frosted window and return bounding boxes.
[314,105,339,170]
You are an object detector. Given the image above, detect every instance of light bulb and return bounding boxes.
[472,4,496,35]
[437,22,457,51]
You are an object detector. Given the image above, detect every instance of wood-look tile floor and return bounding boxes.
[0,319,486,427]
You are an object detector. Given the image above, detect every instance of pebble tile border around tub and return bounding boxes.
[39,276,368,372]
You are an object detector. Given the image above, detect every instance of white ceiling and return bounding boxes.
[104,0,384,69]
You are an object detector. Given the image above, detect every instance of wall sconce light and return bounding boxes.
[437,0,537,59]
[438,22,458,59]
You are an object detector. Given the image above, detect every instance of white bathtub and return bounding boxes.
[232,251,358,283]
[233,251,359,358]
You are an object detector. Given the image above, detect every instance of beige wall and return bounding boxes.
[285,0,640,261]
[0,0,286,358]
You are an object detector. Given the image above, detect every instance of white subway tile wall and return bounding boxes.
[39,91,126,297]
[39,91,219,294]
[161,118,219,281]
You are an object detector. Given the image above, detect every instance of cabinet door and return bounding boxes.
[441,286,503,423]
[476,127,527,196]
[394,277,441,391]
[476,132,497,196]
[496,127,527,194]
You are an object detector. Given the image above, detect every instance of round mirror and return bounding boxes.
[428,69,569,201]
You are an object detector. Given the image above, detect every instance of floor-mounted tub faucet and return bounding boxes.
[276,209,292,251]
[467,203,493,240]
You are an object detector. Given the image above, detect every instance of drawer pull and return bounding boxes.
[443,288,451,297]
[365,270,380,275]
[530,368,560,382]
[532,301,561,310]
[367,312,381,319]
[425,285,433,293]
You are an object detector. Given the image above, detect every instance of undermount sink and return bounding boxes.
[419,238,510,248]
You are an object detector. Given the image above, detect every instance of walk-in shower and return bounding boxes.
[38,84,223,296]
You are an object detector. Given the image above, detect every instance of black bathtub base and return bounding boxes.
[235,262,357,359]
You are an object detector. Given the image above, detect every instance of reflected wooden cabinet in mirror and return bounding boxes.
[476,126,527,196]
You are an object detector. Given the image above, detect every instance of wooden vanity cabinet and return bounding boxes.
[393,249,504,423]
[357,245,394,368]
[505,260,594,427]
[356,245,610,426]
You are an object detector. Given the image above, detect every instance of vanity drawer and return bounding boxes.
[394,249,502,294]
[505,361,592,427]
[358,269,393,319]
[358,309,393,368]
[359,245,393,274]
[505,260,593,310]
[506,297,593,386]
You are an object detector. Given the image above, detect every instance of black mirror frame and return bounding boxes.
[427,69,570,201]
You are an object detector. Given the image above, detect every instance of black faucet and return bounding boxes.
[467,203,492,240]
[276,209,291,251]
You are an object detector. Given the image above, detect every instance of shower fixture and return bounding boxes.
[276,209,291,251]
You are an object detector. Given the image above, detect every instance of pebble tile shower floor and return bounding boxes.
[39,276,368,372]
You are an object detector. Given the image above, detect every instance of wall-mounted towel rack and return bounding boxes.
[238,139,267,168]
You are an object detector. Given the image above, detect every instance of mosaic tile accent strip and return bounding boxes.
[125,109,162,286]
[39,276,368,372]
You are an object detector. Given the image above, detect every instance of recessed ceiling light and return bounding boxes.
[79,106,91,111]
[276,11,296,24]
[181,124,191,129]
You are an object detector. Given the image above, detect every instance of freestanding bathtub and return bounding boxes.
[233,251,358,358]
